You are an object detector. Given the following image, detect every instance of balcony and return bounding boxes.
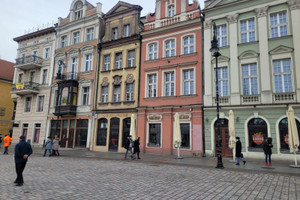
[241,95,260,104]
[55,72,79,81]
[273,92,295,103]
[15,55,43,70]
[11,82,40,95]
[54,105,77,116]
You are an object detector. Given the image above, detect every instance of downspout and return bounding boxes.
[201,12,206,157]
[137,9,144,109]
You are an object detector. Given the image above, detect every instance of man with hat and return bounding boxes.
[14,135,32,186]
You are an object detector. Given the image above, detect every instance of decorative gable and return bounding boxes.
[239,50,259,59]
[269,45,294,55]
[211,55,230,64]
[104,1,141,18]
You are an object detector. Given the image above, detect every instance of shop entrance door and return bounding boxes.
[61,120,68,148]
[214,119,232,157]
[109,118,119,151]
[68,120,75,148]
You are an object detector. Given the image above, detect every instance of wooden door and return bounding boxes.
[214,119,232,157]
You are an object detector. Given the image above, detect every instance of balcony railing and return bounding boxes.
[15,55,43,70]
[242,95,260,104]
[55,72,79,81]
[54,105,77,116]
[273,92,295,103]
[11,82,40,95]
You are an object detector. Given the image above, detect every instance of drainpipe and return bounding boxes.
[201,12,206,157]
[137,9,144,109]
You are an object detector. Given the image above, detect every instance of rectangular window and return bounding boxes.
[180,123,190,148]
[168,5,175,17]
[183,36,194,54]
[30,71,35,82]
[217,25,227,47]
[270,12,287,38]
[37,96,44,112]
[32,51,38,62]
[123,24,130,37]
[147,74,157,98]
[34,123,41,143]
[82,87,89,106]
[115,52,122,69]
[22,123,28,140]
[242,63,258,95]
[113,85,121,102]
[148,123,161,147]
[164,72,175,96]
[24,96,32,112]
[127,50,135,68]
[165,39,175,57]
[73,31,80,44]
[18,73,23,83]
[101,86,108,103]
[216,67,229,96]
[70,57,78,73]
[86,28,94,41]
[273,59,292,93]
[44,47,50,59]
[148,43,158,60]
[42,69,48,85]
[240,18,255,43]
[61,36,67,48]
[103,55,110,71]
[84,54,92,71]
[183,69,194,95]
[112,27,118,40]
[126,83,134,101]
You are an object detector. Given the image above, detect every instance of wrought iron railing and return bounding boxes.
[12,82,40,92]
[15,55,43,65]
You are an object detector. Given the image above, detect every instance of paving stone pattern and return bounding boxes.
[0,153,299,200]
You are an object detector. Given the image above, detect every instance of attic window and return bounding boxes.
[74,1,83,20]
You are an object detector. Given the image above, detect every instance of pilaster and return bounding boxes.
[204,20,213,106]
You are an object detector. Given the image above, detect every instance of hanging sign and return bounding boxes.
[16,82,24,90]
[252,132,264,145]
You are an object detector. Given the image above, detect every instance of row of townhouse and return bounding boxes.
[10,0,300,160]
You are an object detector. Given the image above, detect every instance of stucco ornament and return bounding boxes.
[204,20,212,30]
[255,6,269,18]
[101,77,109,86]
[125,74,134,83]
[288,0,300,10]
[113,75,122,85]
[226,13,239,24]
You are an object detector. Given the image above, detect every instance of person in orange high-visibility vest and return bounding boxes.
[3,135,13,154]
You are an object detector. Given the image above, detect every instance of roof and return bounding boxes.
[0,59,15,82]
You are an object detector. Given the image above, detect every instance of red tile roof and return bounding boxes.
[0,59,15,82]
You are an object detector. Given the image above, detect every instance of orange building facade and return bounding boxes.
[138,0,204,155]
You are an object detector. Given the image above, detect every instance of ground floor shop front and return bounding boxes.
[203,105,300,160]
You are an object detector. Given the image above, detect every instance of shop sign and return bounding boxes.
[16,82,24,90]
[284,134,289,145]
[253,132,264,145]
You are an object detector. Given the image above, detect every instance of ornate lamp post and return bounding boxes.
[210,23,224,169]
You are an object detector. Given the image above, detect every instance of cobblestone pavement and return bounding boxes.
[1,153,300,200]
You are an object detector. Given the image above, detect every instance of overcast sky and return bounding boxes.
[0,0,204,63]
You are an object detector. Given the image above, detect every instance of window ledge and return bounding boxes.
[238,41,259,46]
[180,52,197,57]
[125,66,136,69]
[112,68,123,71]
[80,70,93,75]
[219,45,229,49]
[268,35,292,41]
[180,94,197,97]
[162,56,177,60]
[98,102,109,105]
[145,59,159,63]
[123,101,135,104]
[144,97,159,100]
[101,70,111,73]
[110,102,121,105]
[161,96,176,99]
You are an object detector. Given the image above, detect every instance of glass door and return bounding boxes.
[68,120,75,148]
[109,118,120,151]
[61,120,68,148]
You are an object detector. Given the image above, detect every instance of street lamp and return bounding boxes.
[210,23,224,169]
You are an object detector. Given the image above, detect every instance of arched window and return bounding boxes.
[74,1,83,20]
[279,118,300,152]
[97,118,107,146]
[248,118,268,150]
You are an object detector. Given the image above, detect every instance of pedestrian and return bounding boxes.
[133,137,141,159]
[43,136,52,157]
[124,135,135,160]
[235,137,246,165]
[3,134,13,154]
[0,135,2,149]
[52,137,60,156]
[14,135,32,186]
[263,137,273,166]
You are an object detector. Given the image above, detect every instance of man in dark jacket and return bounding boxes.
[14,135,32,186]
[263,137,273,166]
[235,137,246,165]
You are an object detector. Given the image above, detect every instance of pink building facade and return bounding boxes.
[138,0,203,155]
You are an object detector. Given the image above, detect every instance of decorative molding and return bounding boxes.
[269,45,294,55]
[255,6,269,18]
[80,44,95,53]
[226,14,239,24]
[78,78,92,84]
[211,55,230,64]
[113,75,122,85]
[101,77,109,86]
[175,113,191,120]
[125,74,134,83]
[147,114,162,121]
[204,20,212,30]
[239,50,259,59]
[288,0,300,10]
[67,48,79,56]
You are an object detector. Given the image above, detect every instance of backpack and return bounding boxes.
[123,138,129,149]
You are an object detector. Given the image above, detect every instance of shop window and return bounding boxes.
[248,118,268,151]
[97,118,107,146]
[122,118,131,148]
[279,118,300,152]
[148,123,161,147]
[180,123,190,148]
[50,120,61,138]
[75,119,88,147]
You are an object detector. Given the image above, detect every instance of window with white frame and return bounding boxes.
[101,86,108,103]
[44,47,50,59]
[183,69,194,95]
[273,59,292,93]
[33,123,41,143]
[41,69,48,85]
[84,54,92,72]
[74,1,83,20]
[126,83,134,101]
[32,51,38,62]
[24,96,32,112]
[240,18,255,43]
[164,71,174,96]
[37,95,44,112]
[127,50,135,67]
[115,52,122,69]
[183,35,194,55]
[242,63,258,95]
[73,31,80,44]
[86,28,94,41]
[82,87,90,106]
[103,55,110,71]
[216,24,227,47]
[70,57,78,73]
[216,67,229,96]
[148,43,158,60]
[113,85,121,102]
[123,24,130,37]
[147,74,157,98]
[165,39,175,57]
[112,27,118,40]
[270,11,287,38]
[61,36,67,48]
[168,5,175,17]
[29,71,35,82]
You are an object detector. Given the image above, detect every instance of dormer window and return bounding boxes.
[168,5,175,18]
[112,27,118,40]
[74,1,83,20]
